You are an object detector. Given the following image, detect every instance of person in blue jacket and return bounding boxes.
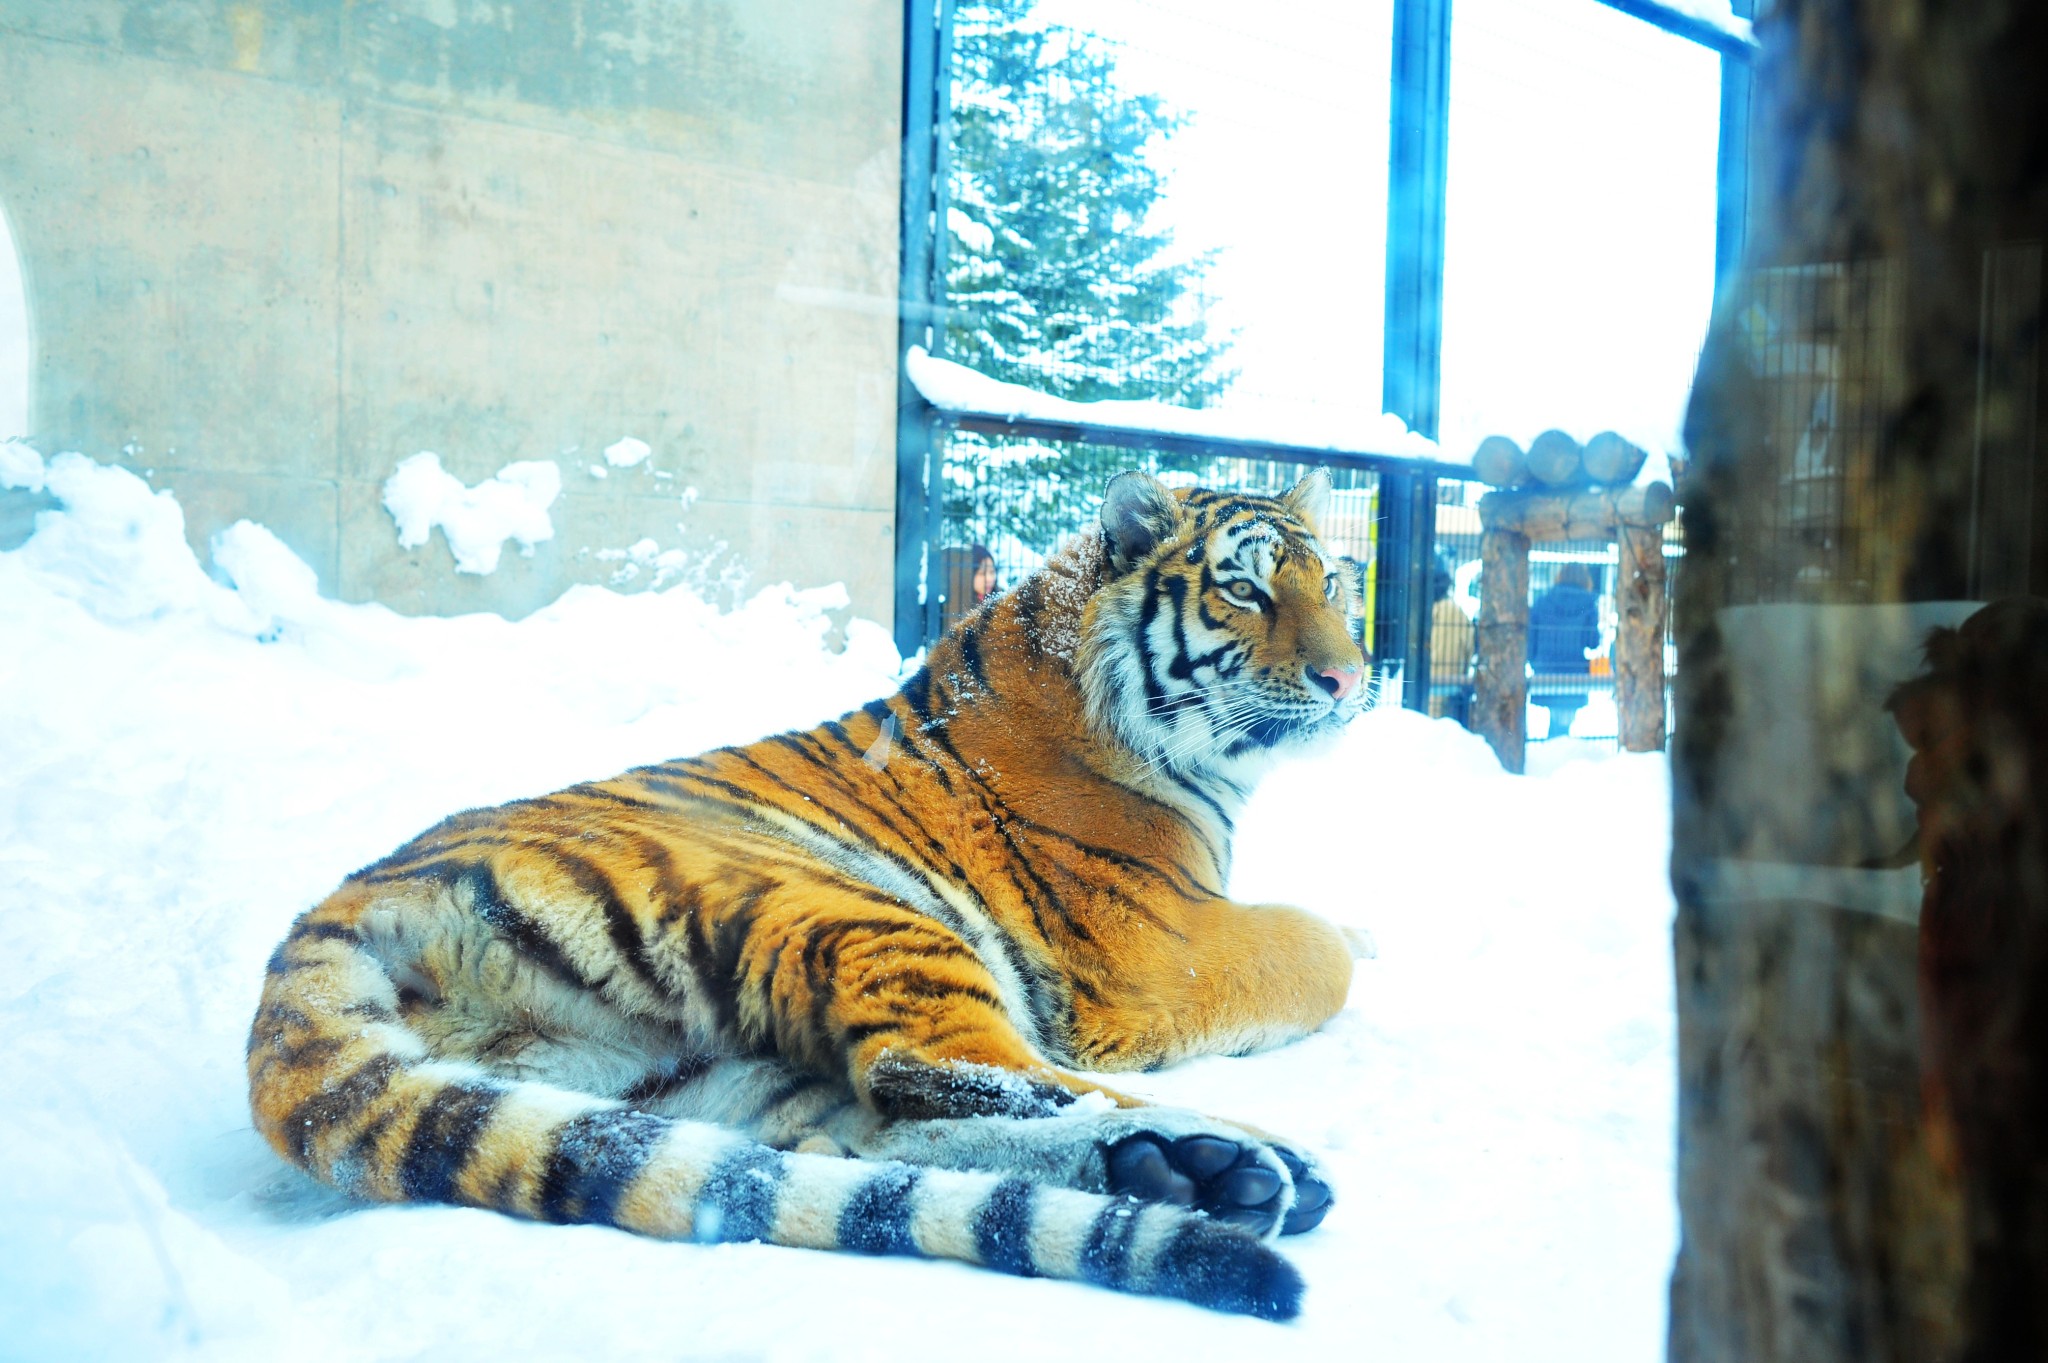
[1528,562,1602,736]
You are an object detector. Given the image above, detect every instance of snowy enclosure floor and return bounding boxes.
[0,451,1677,1362]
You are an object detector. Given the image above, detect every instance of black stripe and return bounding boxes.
[1001,817,1203,926]
[838,1019,902,1050]
[281,1054,402,1167]
[620,1053,714,1106]
[348,829,517,882]
[554,848,667,996]
[766,733,961,881]
[898,667,936,729]
[1136,566,1170,718]
[1094,766,1232,879]
[838,1164,922,1255]
[556,783,666,811]
[1078,1196,1144,1289]
[537,1108,670,1225]
[874,968,1003,1009]
[398,1083,505,1203]
[1159,764,1236,841]
[352,853,485,888]
[461,862,593,988]
[297,921,361,944]
[972,1178,1039,1277]
[675,881,738,1030]
[991,815,1092,945]
[734,744,892,853]
[906,719,1075,947]
[1148,1220,1305,1321]
[800,914,932,1040]
[811,725,982,894]
[634,769,780,814]
[750,1070,827,1124]
[958,622,989,690]
[694,1142,786,1243]
[266,1029,346,1070]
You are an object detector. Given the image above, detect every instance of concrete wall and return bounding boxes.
[0,0,903,621]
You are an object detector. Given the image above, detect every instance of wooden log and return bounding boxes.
[1472,435,1529,489]
[1478,482,1677,541]
[1582,430,1647,485]
[1526,429,1585,488]
[1473,526,1529,773]
[1614,523,1667,752]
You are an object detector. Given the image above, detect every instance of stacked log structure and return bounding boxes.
[1469,428,1649,495]
[1465,429,1677,771]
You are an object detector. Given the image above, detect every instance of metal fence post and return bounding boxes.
[894,0,953,660]
[1374,470,1437,708]
[1383,0,1451,444]
[1382,0,1451,712]
[1713,0,1755,301]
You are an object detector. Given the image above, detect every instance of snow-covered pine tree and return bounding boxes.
[944,0,1235,406]
[939,0,1238,569]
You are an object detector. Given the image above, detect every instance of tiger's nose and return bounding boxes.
[1310,664,1361,701]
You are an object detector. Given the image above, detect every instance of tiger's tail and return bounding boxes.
[247,915,1304,1321]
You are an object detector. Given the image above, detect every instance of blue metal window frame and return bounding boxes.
[896,0,1752,669]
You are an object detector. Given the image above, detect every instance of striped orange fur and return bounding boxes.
[248,470,1371,1318]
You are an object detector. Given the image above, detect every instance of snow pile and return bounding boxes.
[908,347,1448,464]
[0,448,1677,1362]
[0,447,257,630]
[381,451,563,574]
[603,436,653,469]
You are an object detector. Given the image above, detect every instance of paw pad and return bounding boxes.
[1106,1133,1330,1234]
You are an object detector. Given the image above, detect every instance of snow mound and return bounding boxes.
[382,451,562,574]
[0,445,1677,1362]
[0,448,257,630]
[602,436,653,468]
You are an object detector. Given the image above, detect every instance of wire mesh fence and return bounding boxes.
[931,440,1685,746]
[932,430,1385,641]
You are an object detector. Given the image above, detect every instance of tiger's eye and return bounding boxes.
[1228,581,1256,600]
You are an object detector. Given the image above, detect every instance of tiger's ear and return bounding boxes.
[1283,468,1332,528]
[1100,471,1182,573]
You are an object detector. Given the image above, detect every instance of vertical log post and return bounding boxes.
[1474,526,1530,773]
[1615,523,1668,752]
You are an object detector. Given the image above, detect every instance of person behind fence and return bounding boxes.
[1429,550,1475,726]
[1528,562,1602,737]
[971,542,997,605]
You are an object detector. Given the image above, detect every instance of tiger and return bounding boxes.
[248,468,1372,1320]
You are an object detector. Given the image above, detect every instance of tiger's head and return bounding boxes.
[1078,469,1370,778]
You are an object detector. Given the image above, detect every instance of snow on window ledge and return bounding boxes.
[904,347,1455,466]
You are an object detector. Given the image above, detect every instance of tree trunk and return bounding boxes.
[1478,482,1676,540]
[1526,428,1585,488]
[1582,430,1648,486]
[1473,435,1529,489]
[1614,523,1667,751]
[1474,526,1529,773]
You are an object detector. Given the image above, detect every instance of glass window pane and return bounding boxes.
[1439,0,1722,466]
[952,0,1395,424]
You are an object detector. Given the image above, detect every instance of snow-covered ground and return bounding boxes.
[0,448,1678,1363]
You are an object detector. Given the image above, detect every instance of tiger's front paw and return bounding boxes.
[1099,1115,1334,1237]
